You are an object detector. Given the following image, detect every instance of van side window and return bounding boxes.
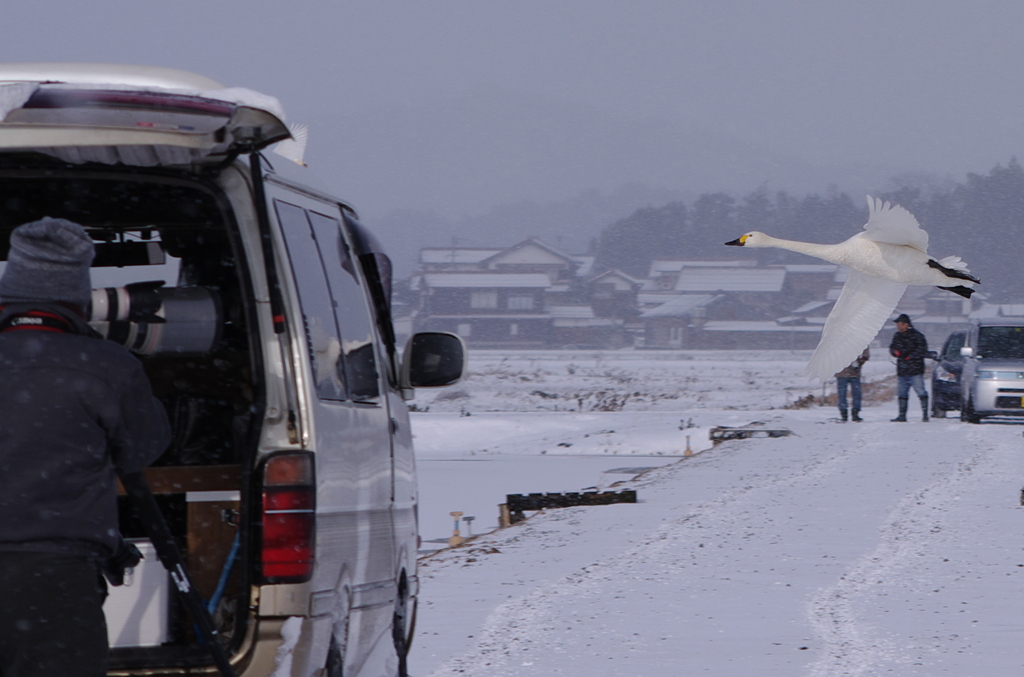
[275,200,346,401]
[307,211,380,401]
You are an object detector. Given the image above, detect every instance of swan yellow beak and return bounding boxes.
[725,235,748,246]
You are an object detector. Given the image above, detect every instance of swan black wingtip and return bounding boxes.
[937,285,975,299]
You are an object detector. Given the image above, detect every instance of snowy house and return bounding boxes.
[640,294,721,349]
[413,272,552,346]
[478,238,579,283]
[587,269,642,319]
[410,238,640,348]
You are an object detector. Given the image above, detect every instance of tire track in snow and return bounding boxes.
[804,424,990,677]
[427,437,865,677]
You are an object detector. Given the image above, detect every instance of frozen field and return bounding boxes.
[410,348,1024,676]
[411,348,895,414]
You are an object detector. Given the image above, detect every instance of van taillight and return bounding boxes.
[260,452,315,583]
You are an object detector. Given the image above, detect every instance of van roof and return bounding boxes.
[0,63,226,90]
[0,63,290,165]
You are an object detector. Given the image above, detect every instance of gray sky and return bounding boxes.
[3,1,1022,223]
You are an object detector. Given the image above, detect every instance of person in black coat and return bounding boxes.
[0,218,170,677]
[888,313,930,422]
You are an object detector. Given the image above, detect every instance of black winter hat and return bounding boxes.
[894,313,912,325]
[0,217,94,308]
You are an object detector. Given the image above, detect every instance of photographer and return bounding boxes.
[0,218,170,676]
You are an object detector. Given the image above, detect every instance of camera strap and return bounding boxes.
[0,308,75,334]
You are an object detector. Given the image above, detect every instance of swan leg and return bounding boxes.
[927,258,980,283]
[937,285,974,299]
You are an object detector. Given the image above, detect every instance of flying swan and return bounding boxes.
[725,195,978,380]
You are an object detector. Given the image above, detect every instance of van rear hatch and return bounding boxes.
[0,63,290,165]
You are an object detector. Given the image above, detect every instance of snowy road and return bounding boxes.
[411,410,1024,676]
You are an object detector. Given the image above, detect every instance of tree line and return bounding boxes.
[594,159,1024,300]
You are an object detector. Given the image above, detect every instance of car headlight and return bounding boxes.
[978,371,996,379]
[935,365,958,382]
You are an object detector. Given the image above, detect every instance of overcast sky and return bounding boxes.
[2,1,1023,223]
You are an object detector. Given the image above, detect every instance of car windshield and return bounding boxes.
[977,326,1024,359]
[943,333,966,361]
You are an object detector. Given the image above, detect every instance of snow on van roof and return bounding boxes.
[0,63,225,90]
[0,63,289,165]
[0,63,286,122]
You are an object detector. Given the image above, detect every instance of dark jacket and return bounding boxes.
[889,326,929,377]
[835,348,870,379]
[0,304,170,558]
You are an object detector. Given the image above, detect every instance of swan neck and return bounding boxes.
[764,236,836,261]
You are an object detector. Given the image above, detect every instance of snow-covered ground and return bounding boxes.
[409,349,1024,676]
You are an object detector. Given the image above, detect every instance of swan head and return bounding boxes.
[724,231,770,247]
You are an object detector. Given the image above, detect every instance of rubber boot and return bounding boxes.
[891,398,908,422]
[839,408,848,422]
[920,395,929,422]
[851,409,862,422]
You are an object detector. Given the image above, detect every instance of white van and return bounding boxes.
[0,64,465,677]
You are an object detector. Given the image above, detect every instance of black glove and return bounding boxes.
[103,537,143,586]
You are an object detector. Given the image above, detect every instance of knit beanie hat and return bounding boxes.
[0,217,94,308]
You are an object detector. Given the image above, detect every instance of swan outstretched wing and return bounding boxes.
[861,195,929,253]
[805,270,907,380]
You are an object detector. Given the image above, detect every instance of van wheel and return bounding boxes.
[325,636,344,677]
[393,575,411,677]
[326,592,350,677]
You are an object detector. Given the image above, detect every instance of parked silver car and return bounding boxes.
[959,318,1024,423]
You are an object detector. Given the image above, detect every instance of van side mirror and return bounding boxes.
[401,332,466,393]
[960,346,974,358]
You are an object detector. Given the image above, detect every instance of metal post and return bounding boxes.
[449,511,464,547]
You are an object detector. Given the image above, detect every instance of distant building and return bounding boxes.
[409,238,633,348]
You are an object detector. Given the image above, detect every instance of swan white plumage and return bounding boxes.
[725,195,978,380]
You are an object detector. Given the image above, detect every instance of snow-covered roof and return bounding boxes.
[676,267,786,293]
[426,313,549,320]
[572,256,596,277]
[702,321,822,332]
[777,315,826,326]
[549,306,595,319]
[648,259,755,276]
[641,294,720,318]
[791,300,833,314]
[590,269,641,288]
[553,317,617,328]
[482,239,576,267]
[910,315,972,325]
[421,273,551,289]
[783,264,839,274]
[420,248,503,264]
[637,291,680,306]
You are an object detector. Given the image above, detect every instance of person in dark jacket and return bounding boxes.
[888,313,930,422]
[834,347,870,422]
[0,218,171,677]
